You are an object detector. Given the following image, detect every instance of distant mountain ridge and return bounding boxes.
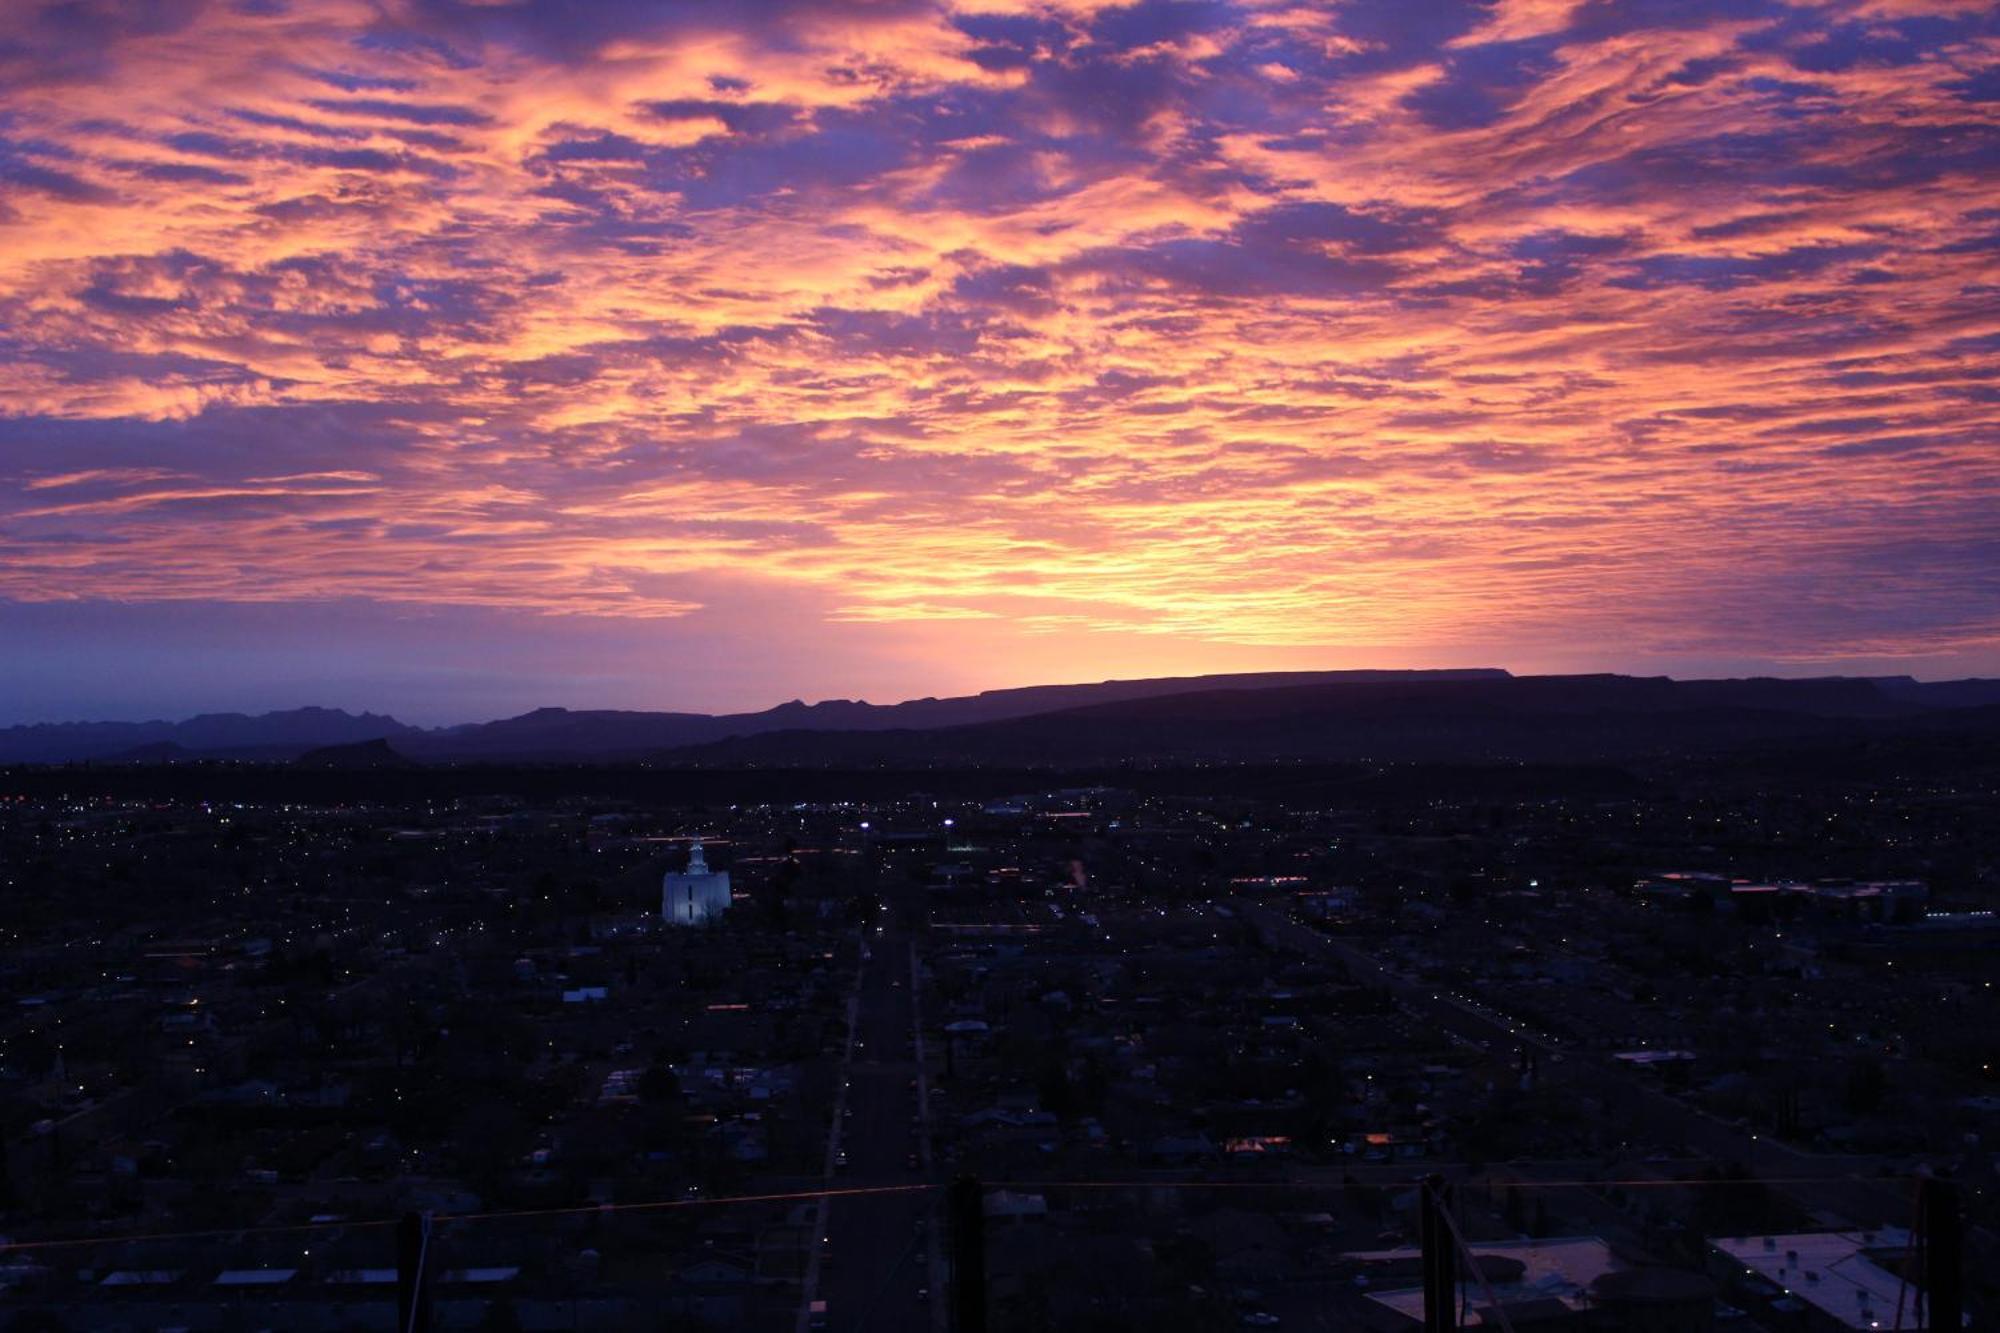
[657,673,2000,767]
[396,667,1509,759]
[0,669,1504,763]
[0,707,417,765]
[5,668,1999,765]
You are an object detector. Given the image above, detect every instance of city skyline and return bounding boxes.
[3,0,1997,722]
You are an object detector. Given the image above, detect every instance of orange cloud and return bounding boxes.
[0,0,1994,692]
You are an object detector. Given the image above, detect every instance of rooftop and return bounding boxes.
[1345,1235,1621,1327]
[1711,1229,1958,1330]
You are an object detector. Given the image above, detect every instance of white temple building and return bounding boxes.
[662,840,731,925]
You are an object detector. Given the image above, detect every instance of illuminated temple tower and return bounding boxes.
[662,840,731,925]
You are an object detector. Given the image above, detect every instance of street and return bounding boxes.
[801,906,939,1333]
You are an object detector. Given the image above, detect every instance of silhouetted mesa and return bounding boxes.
[6,670,2000,766]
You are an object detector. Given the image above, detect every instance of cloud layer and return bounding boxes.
[2,0,1997,715]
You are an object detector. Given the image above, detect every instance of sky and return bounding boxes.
[1,0,1997,725]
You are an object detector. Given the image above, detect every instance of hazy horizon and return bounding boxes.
[7,654,1998,731]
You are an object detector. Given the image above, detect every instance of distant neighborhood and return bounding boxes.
[2,726,1995,1329]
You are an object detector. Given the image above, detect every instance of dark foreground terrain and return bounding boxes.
[1,736,1994,1330]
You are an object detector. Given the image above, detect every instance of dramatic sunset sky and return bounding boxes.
[2,0,1996,723]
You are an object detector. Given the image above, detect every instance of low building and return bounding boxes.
[1347,1235,1625,1328]
[1710,1229,1960,1330]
